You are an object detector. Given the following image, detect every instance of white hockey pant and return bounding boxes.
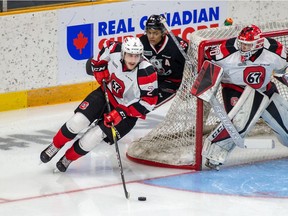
[202,87,270,164]
[65,112,105,152]
[78,125,106,152]
[66,112,91,134]
[261,93,288,146]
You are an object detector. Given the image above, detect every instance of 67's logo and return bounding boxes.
[243,66,266,89]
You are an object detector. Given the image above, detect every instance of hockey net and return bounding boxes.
[127,21,288,170]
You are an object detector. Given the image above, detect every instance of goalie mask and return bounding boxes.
[121,37,143,70]
[237,25,264,61]
[145,15,166,33]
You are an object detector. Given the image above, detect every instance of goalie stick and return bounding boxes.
[102,80,130,199]
[159,15,195,74]
[191,60,275,149]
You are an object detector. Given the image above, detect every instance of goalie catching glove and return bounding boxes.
[104,107,127,127]
[86,59,110,84]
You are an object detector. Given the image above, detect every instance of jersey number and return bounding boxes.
[147,86,154,96]
[243,66,266,89]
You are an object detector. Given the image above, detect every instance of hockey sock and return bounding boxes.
[65,139,89,161]
[53,124,77,148]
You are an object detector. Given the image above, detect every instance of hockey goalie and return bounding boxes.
[191,24,288,170]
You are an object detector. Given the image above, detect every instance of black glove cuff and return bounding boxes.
[86,58,93,75]
[115,107,127,120]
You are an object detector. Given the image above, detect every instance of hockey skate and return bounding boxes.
[40,143,60,163]
[205,159,221,171]
[56,155,72,172]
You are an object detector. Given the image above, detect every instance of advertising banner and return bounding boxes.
[58,1,227,84]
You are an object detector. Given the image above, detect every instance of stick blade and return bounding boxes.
[244,139,275,149]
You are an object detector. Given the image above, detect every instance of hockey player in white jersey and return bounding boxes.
[202,24,288,170]
[40,37,158,172]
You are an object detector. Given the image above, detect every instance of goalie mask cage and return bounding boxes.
[127,21,288,170]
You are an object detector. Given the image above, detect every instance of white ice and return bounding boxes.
[0,100,287,216]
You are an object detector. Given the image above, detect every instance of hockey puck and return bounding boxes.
[138,196,147,201]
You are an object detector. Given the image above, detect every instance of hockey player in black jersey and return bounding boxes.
[140,14,188,107]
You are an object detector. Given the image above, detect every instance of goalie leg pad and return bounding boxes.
[202,138,232,165]
[229,86,270,136]
[261,93,288,146]
[209,87,269,143]
[203,87,270,165]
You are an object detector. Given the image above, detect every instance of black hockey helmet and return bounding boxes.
[145,14,166,32]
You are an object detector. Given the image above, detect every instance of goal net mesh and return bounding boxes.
[127,21,288,170]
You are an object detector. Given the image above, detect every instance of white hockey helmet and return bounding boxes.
[121,37,144,57]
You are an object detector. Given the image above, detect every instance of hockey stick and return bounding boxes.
[102,80,130,199]
[209,95,245,148]
[159,15,196,77]
[191,61,245,148]
[159,15,192,65]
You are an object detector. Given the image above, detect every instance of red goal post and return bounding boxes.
[127,22,288,171]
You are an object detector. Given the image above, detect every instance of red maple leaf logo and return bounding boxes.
[73,31,88,54]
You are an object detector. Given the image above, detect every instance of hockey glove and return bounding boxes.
[104,108,127,128]
[91,59,110,84]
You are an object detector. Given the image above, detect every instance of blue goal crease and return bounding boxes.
[143,158,288,198]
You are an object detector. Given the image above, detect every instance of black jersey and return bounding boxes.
[140,34,188,91]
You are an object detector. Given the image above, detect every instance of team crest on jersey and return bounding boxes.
[111,74,125,98]
[243,66,266,89]
[79,101,89,110]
